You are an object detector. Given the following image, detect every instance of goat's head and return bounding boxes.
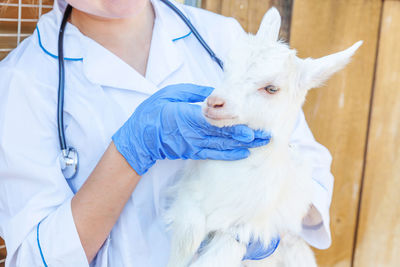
[203,8,362,139]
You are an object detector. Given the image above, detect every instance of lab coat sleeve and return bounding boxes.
[0,68,88,266]
[290,111,334,249]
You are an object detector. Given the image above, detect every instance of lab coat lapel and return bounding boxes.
[40,0,191,94]
[82,0,190,92]
[35,9,85,60]
[145,5,185,87]
[82,37,158,95]
[83,1,190,94]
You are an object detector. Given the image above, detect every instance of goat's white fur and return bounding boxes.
[164,7,362,267]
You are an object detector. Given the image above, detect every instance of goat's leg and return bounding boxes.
[166,204,206,267]
[189,232,247,267]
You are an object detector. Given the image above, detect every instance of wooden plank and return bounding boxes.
[353,1,400,266]
[289,0,382,266]
[202,0,293,39]
[202,0,222,13]
[247,0,293,40]
[0,237,5,267]
[220,0,250,30]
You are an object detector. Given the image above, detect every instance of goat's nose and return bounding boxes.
[207,96,225,109]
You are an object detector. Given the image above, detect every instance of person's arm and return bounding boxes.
[71,142,140,262]
[0,74,270,266]
[0,69,89,266]
[73,84,272,262]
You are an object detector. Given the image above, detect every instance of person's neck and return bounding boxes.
[70,1,155,76]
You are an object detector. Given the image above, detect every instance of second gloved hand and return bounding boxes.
[112,84,271,175]
[242,237,280,261]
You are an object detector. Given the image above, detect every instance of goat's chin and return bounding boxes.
[205,117,241,128]
[205,116,268,131]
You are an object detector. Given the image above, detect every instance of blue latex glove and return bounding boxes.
[112,84,271,175]
[198,236,280,261]
[242,237,280,260]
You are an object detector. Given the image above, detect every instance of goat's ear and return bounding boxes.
[298,41,363,90]
[257,7,281,42]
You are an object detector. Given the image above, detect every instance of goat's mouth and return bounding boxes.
[203,107,238,121]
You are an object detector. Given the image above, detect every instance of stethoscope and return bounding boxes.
[58,0,224,180]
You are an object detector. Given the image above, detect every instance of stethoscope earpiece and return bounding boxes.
[59,147,79,179]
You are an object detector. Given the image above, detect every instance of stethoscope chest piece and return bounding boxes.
[59,147,79,179]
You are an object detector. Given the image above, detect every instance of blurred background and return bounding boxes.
[1,0,399,266]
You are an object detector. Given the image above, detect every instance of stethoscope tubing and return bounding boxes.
[159,0,224,70]
[57,4,72,151]
[57,0,223,179]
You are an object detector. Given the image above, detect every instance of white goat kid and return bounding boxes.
[165,7,362,267]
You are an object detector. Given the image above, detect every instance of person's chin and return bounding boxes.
[68,0,149,19]
[103,0,149,18]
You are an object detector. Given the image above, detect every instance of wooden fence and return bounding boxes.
[1,0,399,266]
[203,0,400,266]
[0,238,4,266]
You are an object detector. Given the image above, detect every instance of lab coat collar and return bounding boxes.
[145,0,190,87]
[51,0,192,41]
[35,8,85,60]
[82,0,191,92]
[38,0,193,93]
[53,0,67,14]
[152,0,192,42]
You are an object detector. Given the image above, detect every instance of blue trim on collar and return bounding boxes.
[172,31,192,42]
[37,220,49,267]
[36,26,83,61]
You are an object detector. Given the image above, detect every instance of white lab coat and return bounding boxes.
[0,0,334,266]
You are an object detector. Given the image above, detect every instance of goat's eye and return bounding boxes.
[263,85,279,94]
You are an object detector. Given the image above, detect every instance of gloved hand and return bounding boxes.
[242,237,280,260]
[112,84,271,175]
[198,235,280,261]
